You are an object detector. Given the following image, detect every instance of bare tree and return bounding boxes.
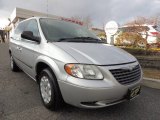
[123,16,160,53]
[83,16,93,29]
[71,15,93,29]
[125,16,160,26]
[123,16,157,47]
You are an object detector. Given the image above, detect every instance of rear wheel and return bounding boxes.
[10,55,19,72]
[39,68,63,110]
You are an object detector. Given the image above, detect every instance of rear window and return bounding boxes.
[153,25,160,32]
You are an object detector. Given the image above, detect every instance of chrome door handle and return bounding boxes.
[16,46,22,51]
[19,48,22,51]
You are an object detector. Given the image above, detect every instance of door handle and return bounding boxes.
[16,46,22,51]
[16,46,19,50]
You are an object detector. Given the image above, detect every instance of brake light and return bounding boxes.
[150,32,158,35]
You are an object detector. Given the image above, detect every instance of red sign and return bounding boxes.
[61,18,83,26]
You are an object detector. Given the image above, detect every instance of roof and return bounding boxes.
[9,7,83,26]
[10,7,60,23]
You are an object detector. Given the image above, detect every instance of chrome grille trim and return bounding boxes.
[109,65,141,85]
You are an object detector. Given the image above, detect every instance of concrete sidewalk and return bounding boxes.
[142,77,160,89]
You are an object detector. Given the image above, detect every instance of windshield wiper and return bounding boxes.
[57,37,104,43]
[57,38,73,42]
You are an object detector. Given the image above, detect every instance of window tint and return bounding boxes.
[25,19,40,37]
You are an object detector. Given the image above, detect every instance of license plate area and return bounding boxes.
[127,86,141,100]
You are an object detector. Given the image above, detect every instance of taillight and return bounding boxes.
[150,32,158,37]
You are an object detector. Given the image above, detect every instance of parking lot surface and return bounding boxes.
[0,43,160,120]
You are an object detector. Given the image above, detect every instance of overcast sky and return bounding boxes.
[0,0,160,28]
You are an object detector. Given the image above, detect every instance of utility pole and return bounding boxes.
[46,0,48,17]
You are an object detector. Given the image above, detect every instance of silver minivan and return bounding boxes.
[9,17,142,110]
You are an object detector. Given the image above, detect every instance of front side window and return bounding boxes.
[39,18,100,42]
[25,19,40,38]
[14,22,27,35]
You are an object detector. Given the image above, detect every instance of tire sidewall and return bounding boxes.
[39,68,61,110]
[10,55,19,72]
[10,55,14,70]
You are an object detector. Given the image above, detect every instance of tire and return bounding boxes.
[10,55,19,72]
[39,68,63,111]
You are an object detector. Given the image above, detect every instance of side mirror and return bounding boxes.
[21,31,40,43]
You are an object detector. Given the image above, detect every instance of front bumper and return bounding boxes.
[58,80,141,108]
[58,61,142,108]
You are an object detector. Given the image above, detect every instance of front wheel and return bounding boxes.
[39,68,63,110]
[10,55,19,72]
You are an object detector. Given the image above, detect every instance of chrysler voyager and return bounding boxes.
[9,17,142,110]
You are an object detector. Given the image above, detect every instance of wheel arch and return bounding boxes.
[35,56,61,83]
[36,57,65,109]
[9,49,11,56]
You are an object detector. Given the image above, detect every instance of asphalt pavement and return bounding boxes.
[0,43,160,120]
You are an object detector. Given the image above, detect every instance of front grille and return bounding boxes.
[109,65,141,85]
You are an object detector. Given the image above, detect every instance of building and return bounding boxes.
[9,7,61,34]
[7,7,84,38]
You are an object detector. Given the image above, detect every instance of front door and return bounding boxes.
[19,19,41,78]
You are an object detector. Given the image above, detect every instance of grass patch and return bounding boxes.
[142,68,160,80]
[136,55,160,60]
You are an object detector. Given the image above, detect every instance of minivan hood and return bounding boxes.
[54,42,137,65]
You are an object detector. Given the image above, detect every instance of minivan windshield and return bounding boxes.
[40,18,102,43]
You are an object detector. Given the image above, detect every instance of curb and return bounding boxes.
[142,77,160,89]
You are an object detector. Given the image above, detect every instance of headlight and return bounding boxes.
[64,64,103,80]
